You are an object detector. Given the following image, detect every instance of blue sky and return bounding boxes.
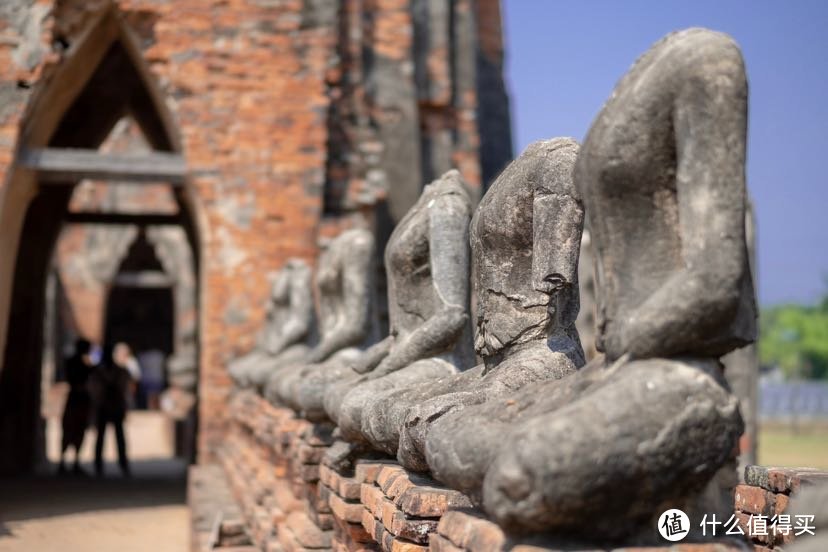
[502,0,828,306]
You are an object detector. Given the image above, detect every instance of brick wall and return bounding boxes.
[0,0,511,470]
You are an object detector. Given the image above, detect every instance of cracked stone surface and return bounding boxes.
[424,28,756,541]
[383,138,586,472]
[579,29,756,361]
[228,258,314,391]
[265,228,378,410]
[319,170,476,431]
[425,356,742,541]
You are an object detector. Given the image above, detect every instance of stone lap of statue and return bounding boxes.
[228,259,313,391]
[265,228,378,410]
[317,170,475,443]
[425,29,756,542]
[364,138,585,472]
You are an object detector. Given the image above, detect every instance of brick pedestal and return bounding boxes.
[360,465,474,552]
[202,391,828,552]
[222,391,336,551]
[430,510,504,552]
[321,457,398,552]
[737,466,828,551]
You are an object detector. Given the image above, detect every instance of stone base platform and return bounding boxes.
[321,456,397,552]
[221,391,335,551]
[360,465,473,552]
[431,510,751,552]
[737,466,828,551]
[192,390,827,552]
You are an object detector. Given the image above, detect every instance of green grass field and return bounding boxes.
[758,423,828,469]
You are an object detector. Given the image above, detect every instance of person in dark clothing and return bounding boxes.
[59,338,94,475]
[90,344,132,477]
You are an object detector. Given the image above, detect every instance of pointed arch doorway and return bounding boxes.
[0,6,203,474]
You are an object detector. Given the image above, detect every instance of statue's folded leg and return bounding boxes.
[228,350,266,388]
[324,376,361,427]
[480,358,742,538]
[337,359,458,445]
[246,343,311,393]
[228,360,247,387]
[399,347,580,473]
[419,356,607,498]
[278,347,359,411]
[264,362,306,407]
[398,388,491,473]
[295,361,359,422]
[245,362,271,392]
[359,359,465,455]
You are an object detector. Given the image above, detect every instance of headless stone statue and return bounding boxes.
[318,170,475,444]
[423,29,756,542]
[265,228,378,410]
[228,258,314,391]
[227,273,284,386]
[247,259,315,389]
[377,138,585,473]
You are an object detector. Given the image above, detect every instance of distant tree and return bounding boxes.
[759,282,828,379]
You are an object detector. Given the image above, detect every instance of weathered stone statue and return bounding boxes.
[357,138,585,470]
[228,258,314,390]
[248,259,315,389]
[265,228,378,410]
[317,169,475,440]
[422,29,756,542]
[227,274,282,387]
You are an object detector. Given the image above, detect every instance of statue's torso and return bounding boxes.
[315,246,342,338]
[385,193,439,337]
[471,173,549,356]
[386,183,471,363]
[578,29,755,356]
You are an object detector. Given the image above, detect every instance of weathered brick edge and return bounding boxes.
[736,466,828,551]
[193,392,828,552]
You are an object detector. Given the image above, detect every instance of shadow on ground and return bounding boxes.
[0,457,187,526]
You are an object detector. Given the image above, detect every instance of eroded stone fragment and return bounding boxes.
[321,170,475,433]
[391,137,586,472]
[228,258,314,391]
[465,28,755,540]
[265,228,378,409]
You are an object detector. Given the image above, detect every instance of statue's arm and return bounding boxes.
[351,335,395,374]
[309,232,375,362]
[372,193,470,377]
[611,55,749,359]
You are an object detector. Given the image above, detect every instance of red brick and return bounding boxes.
[734,484,776,516]
[330,492,365,524]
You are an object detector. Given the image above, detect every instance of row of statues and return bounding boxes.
[229,28,757,542]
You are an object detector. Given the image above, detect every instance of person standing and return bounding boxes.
[58,338,94,475]
[90,344,132,477]
[114,342,141,407]
[137,349,166,410]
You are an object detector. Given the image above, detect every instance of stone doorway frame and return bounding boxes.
[0,5,205,474]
